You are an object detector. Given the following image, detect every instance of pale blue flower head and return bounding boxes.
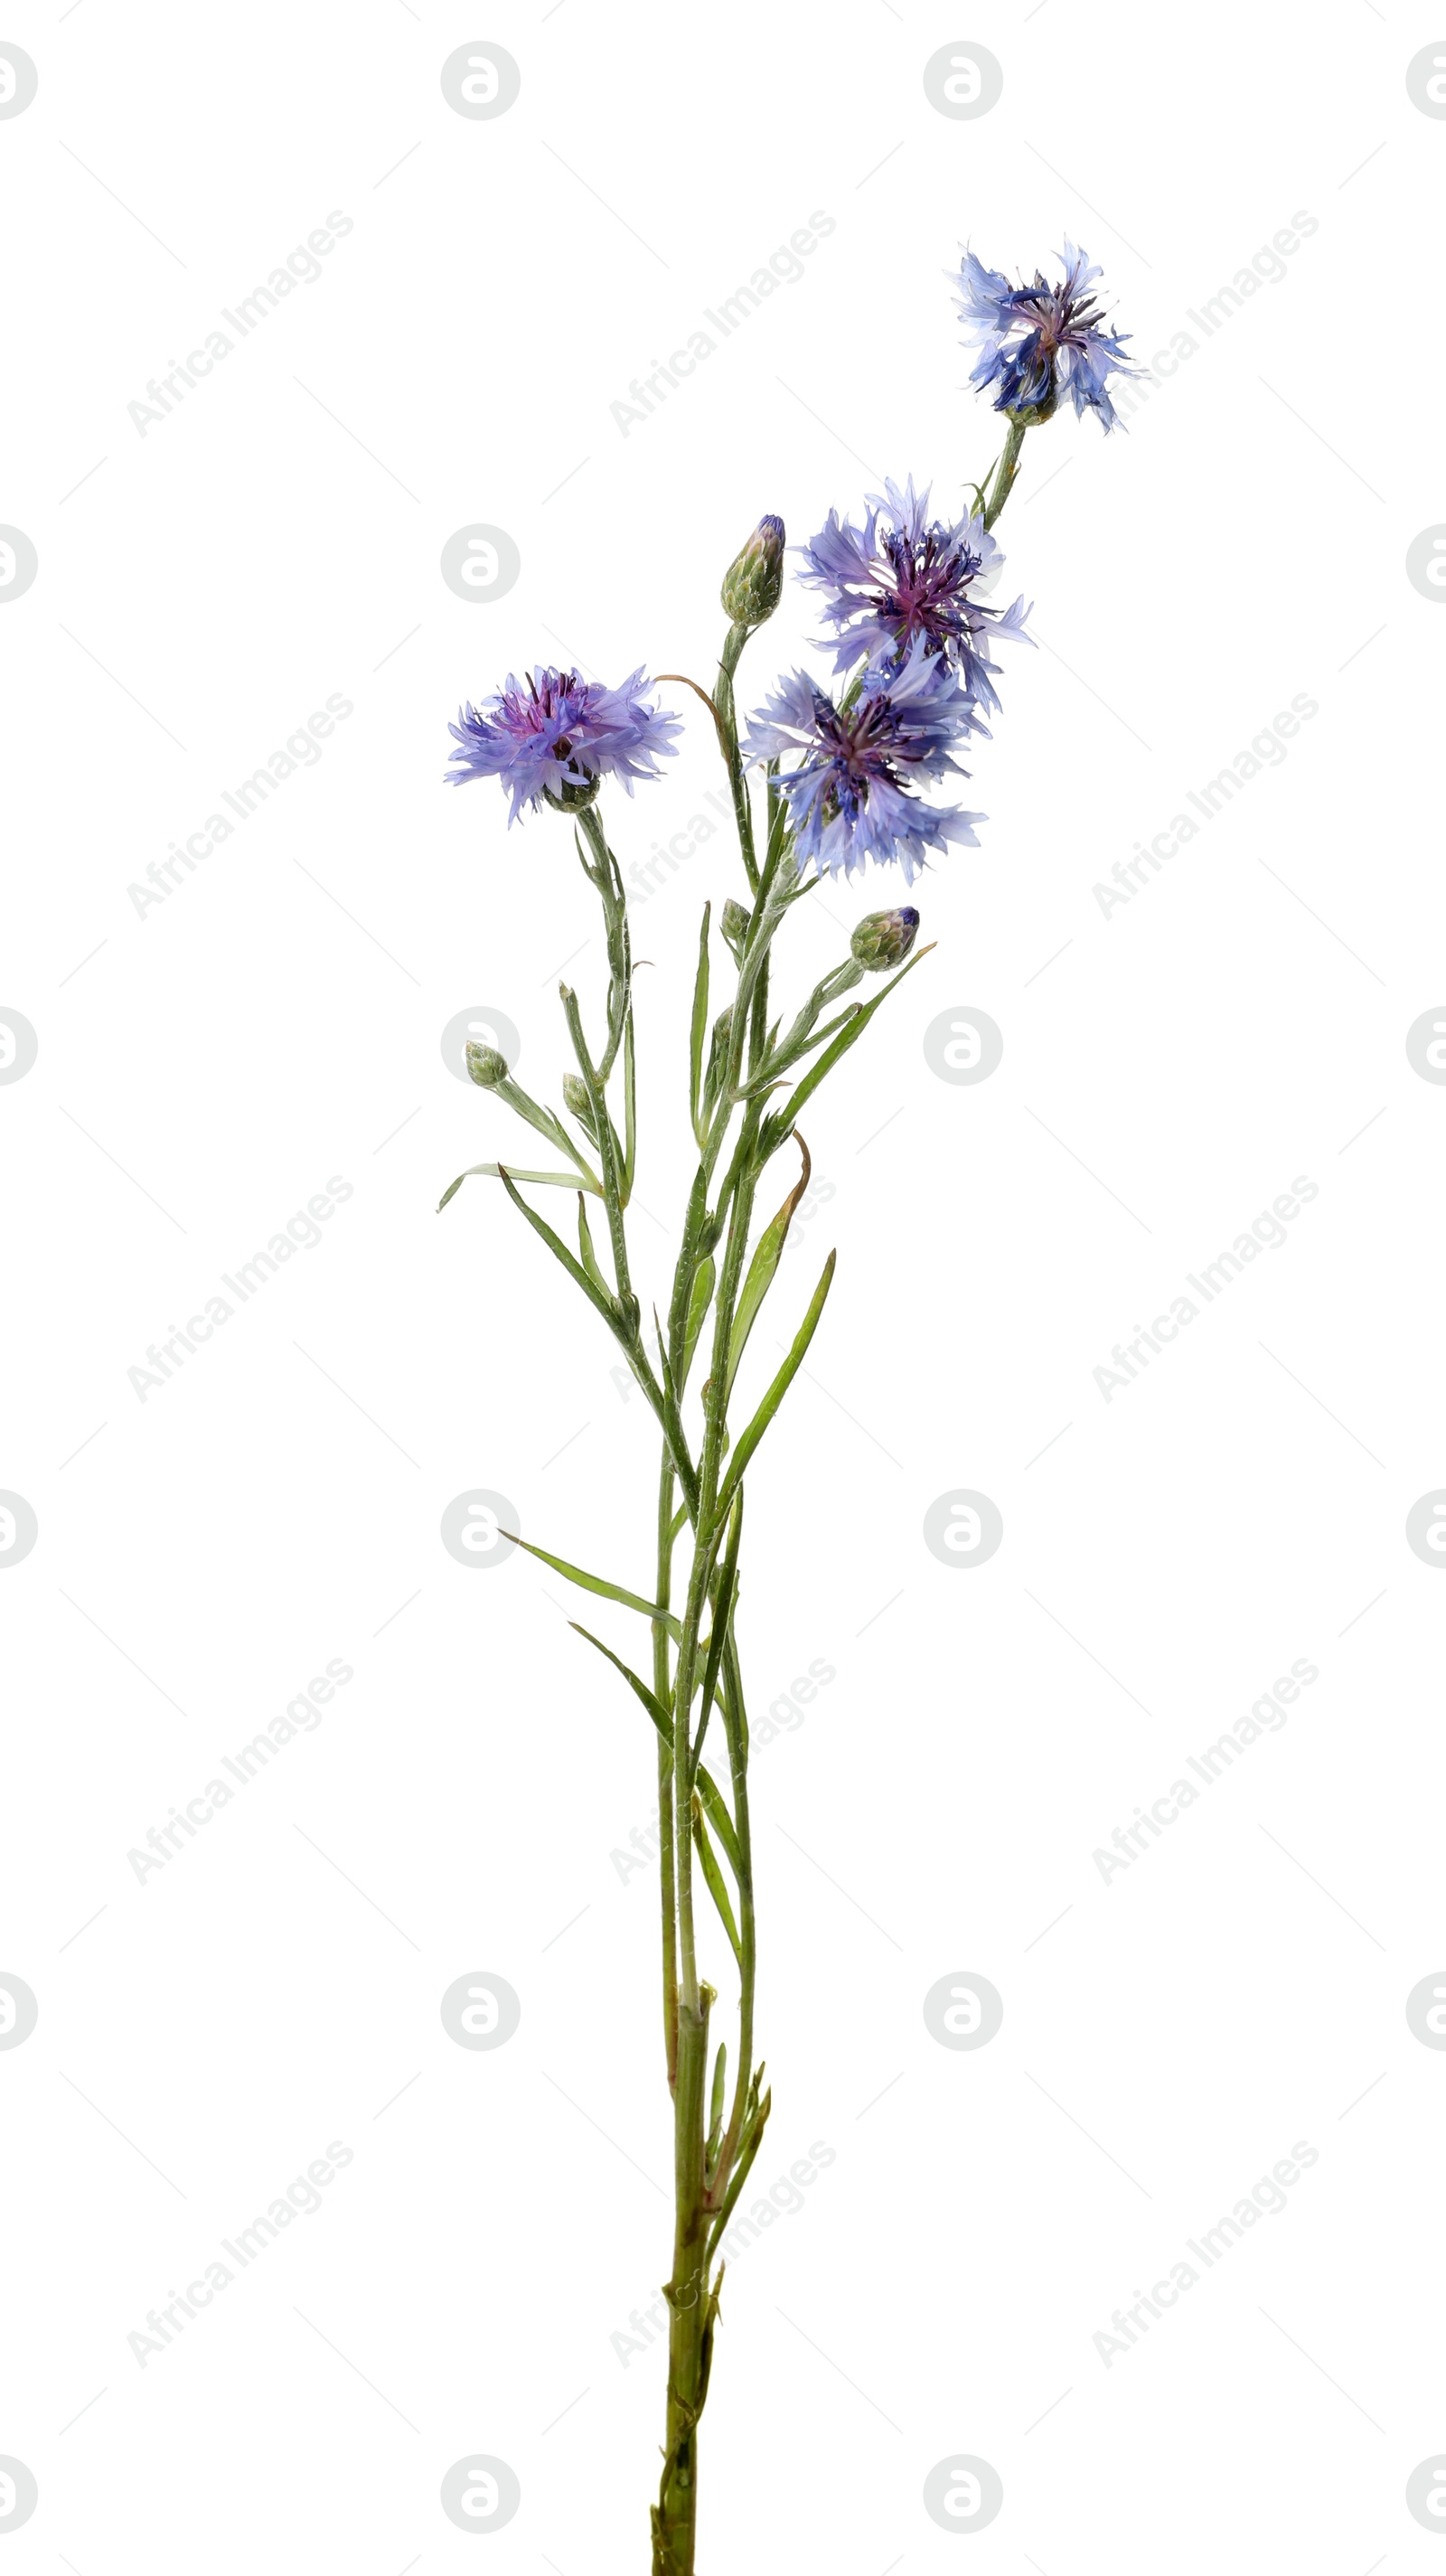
[796,475,1031,713]
[446,666,681,823]
[742,636,985,885]
[955,240,1136,429]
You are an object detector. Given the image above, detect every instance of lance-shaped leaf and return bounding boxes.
[493,1165,625,1337]
[439,1162,602,1212]
[705,2082,773,2249]
[759,944,936,1160]
[725,1134,811,1401]
[691,1489,742,1780]
[504,1535,681,1638]
[569,1623,743,1877]
[709,1249,836,1540]
[577,1191,608,1294]
[666,1164,709,1379]
[682,1254,716,1387]
[705,2039,728,2180]
[692,1793,743,1968]
[689,904,711,1143]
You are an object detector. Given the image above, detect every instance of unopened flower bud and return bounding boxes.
[850,906,920,972]
[720,515,785,628]
[466,1041,510,1086]
[720,897,751,963]
[562,1071,597,1137]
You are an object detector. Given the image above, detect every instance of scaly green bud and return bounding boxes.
[720,515,785,628]
[720,898,752,963]
[850,906,920,973]
[562,1071,597,1139]
[465,1042,510,1087]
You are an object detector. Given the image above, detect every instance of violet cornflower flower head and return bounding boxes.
[796,475,1031,713]
[955,240,1136,430]
[742,637,985,885]
[446,665,681,823]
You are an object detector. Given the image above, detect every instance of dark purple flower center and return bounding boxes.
[871,530,982,658]
[810,684,906,821]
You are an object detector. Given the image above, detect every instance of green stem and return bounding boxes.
[713,621,759,898]
[983,415,1027,530]
[653,1988,714,2574]
[654,1454,679,2091]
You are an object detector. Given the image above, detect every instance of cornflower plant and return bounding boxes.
[439,241,1133,2571]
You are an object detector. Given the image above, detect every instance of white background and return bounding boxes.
[4,3,1445,2568]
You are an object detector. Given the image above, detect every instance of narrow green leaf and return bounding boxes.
[710,1250,837,1537]
[706,2085,772,2252]
[691,1490,742,1779]
[666,1166,709,1381]
[508,1537,681,1638]
[760,944,935,1157]
[689,904,711,1142]
[572,1622,741,1876]
[725,1134,811,1399]
[494,1165,623,1338]
[692,1800,743,1967]
[709,2041,728,2141]
[577,1192,607,1294]
[438,1162,601,1212]
[696,1767,743,1880]
[569,1621,672,1744]
[682,1254,716,1386]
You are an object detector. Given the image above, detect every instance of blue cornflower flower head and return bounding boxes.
[955,240,1137,430]
[446,665,681,823]
[796,475,1032,714]
[742,637,985,886]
